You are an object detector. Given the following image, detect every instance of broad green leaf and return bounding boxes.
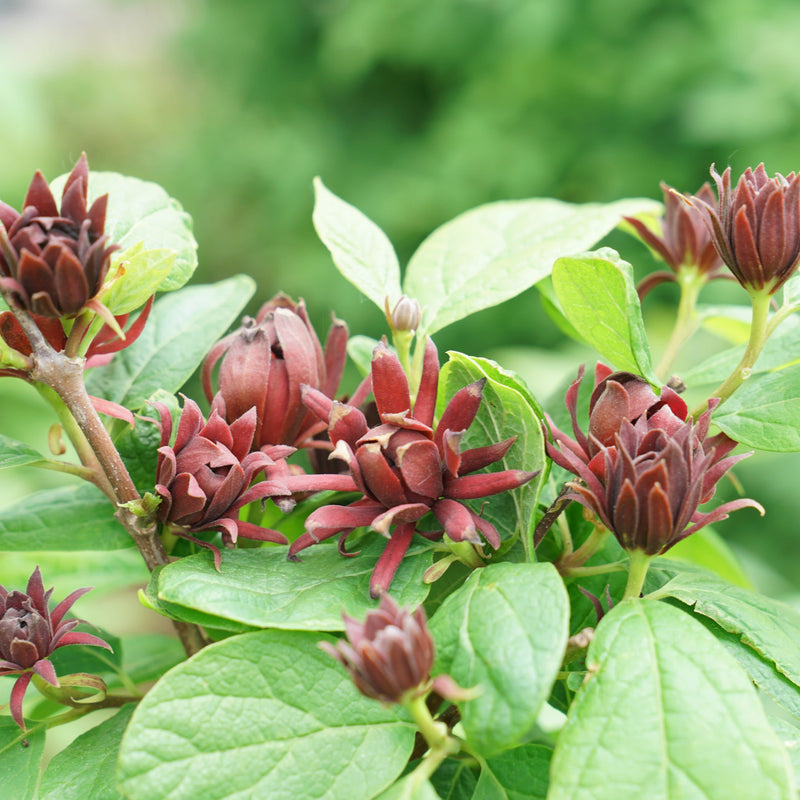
[117,630,416,800]
[438,353,546,545]
[696,303,753,346]
[313,177,402,311]
[684,315,800,387]
[100,242,175,315]
[155,539,432,631]
[0,718,46,800]
[85,276,255,411]
[0,484,132,550]
[697,616,800,722]
[771,717,800,791]
[429,563,569,756]
[39,704,136,800]
[431,759,478,800]
[404,197,659,336]
[712,362,800,451]
[51,170,198,293]
[475,743,552,800]
[651,571,800,689]
[552,249,655,380]
[0,434,46,470]
[548,599,794,800]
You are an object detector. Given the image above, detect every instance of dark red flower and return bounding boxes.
[153,396,293,567]
[0,566,112,729]
[202,293,359,452]
[546,367,762,555]
[624,182,725,298]
[287,339,537,597]
[690,164,800,294]
[0,154,118,318]
[320,594,467,704]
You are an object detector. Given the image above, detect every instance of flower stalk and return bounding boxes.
[623,549,653,599]
[655,267,705,381]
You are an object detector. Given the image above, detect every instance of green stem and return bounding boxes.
[558,526,609,571]
[691,288,772,418]
[403,694,461,784]
[623,549,653,600]
[563,560,628,578]
[655,268,705,382]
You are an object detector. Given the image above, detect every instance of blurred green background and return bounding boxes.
[1,0,800,597]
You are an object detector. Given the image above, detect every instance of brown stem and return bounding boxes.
[3,294,208,657]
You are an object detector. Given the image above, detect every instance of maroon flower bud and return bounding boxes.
[286,338,538,597]
[202,294,353,452]
[625,182,724,298]
[0,154,118,318]
[547,364,688,467]
[547,368,763,555]
[320,595,434,703]
[0,566,112,729]
[153,396,293,567]
[690,164,800,294]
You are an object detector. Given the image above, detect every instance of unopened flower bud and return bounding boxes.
[386,295,422,333]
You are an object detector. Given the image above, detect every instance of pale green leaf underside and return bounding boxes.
[404,197,659,335]
[313,177,402,311]
[0,433,46,470]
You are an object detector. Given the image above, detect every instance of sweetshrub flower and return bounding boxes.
[289,339,537,597]
[546,366,762,555]
[320,594,467,704]
[153,396,292,567]
[0,566,111,729]
[690,164,800,294]
[202,294,357,452]
[624,182,724,298]
[0,154,118,318]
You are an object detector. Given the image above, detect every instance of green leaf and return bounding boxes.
[552,249,655,380]
[771,717,800,792]
[100,242,175,315]
[429,563,569,757]
[50,170,198,293]
[120,633,186,686]
[0,434,46,470]
[697,616,800,723]
[154,539,432,632]
[548,599,794,800]
[39,704,136,800]
[48,623,122,676]
[85,276,255,411]
[117,630,416,800]
[650,571,800,690]
[712,362,800,451]
[430,759,477,800]
[313,177,402,311]
[475,743,552,800]
[0,718,46,800]
[404,197,659,336]
[438,353,546,545]
[0,484,132,550]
